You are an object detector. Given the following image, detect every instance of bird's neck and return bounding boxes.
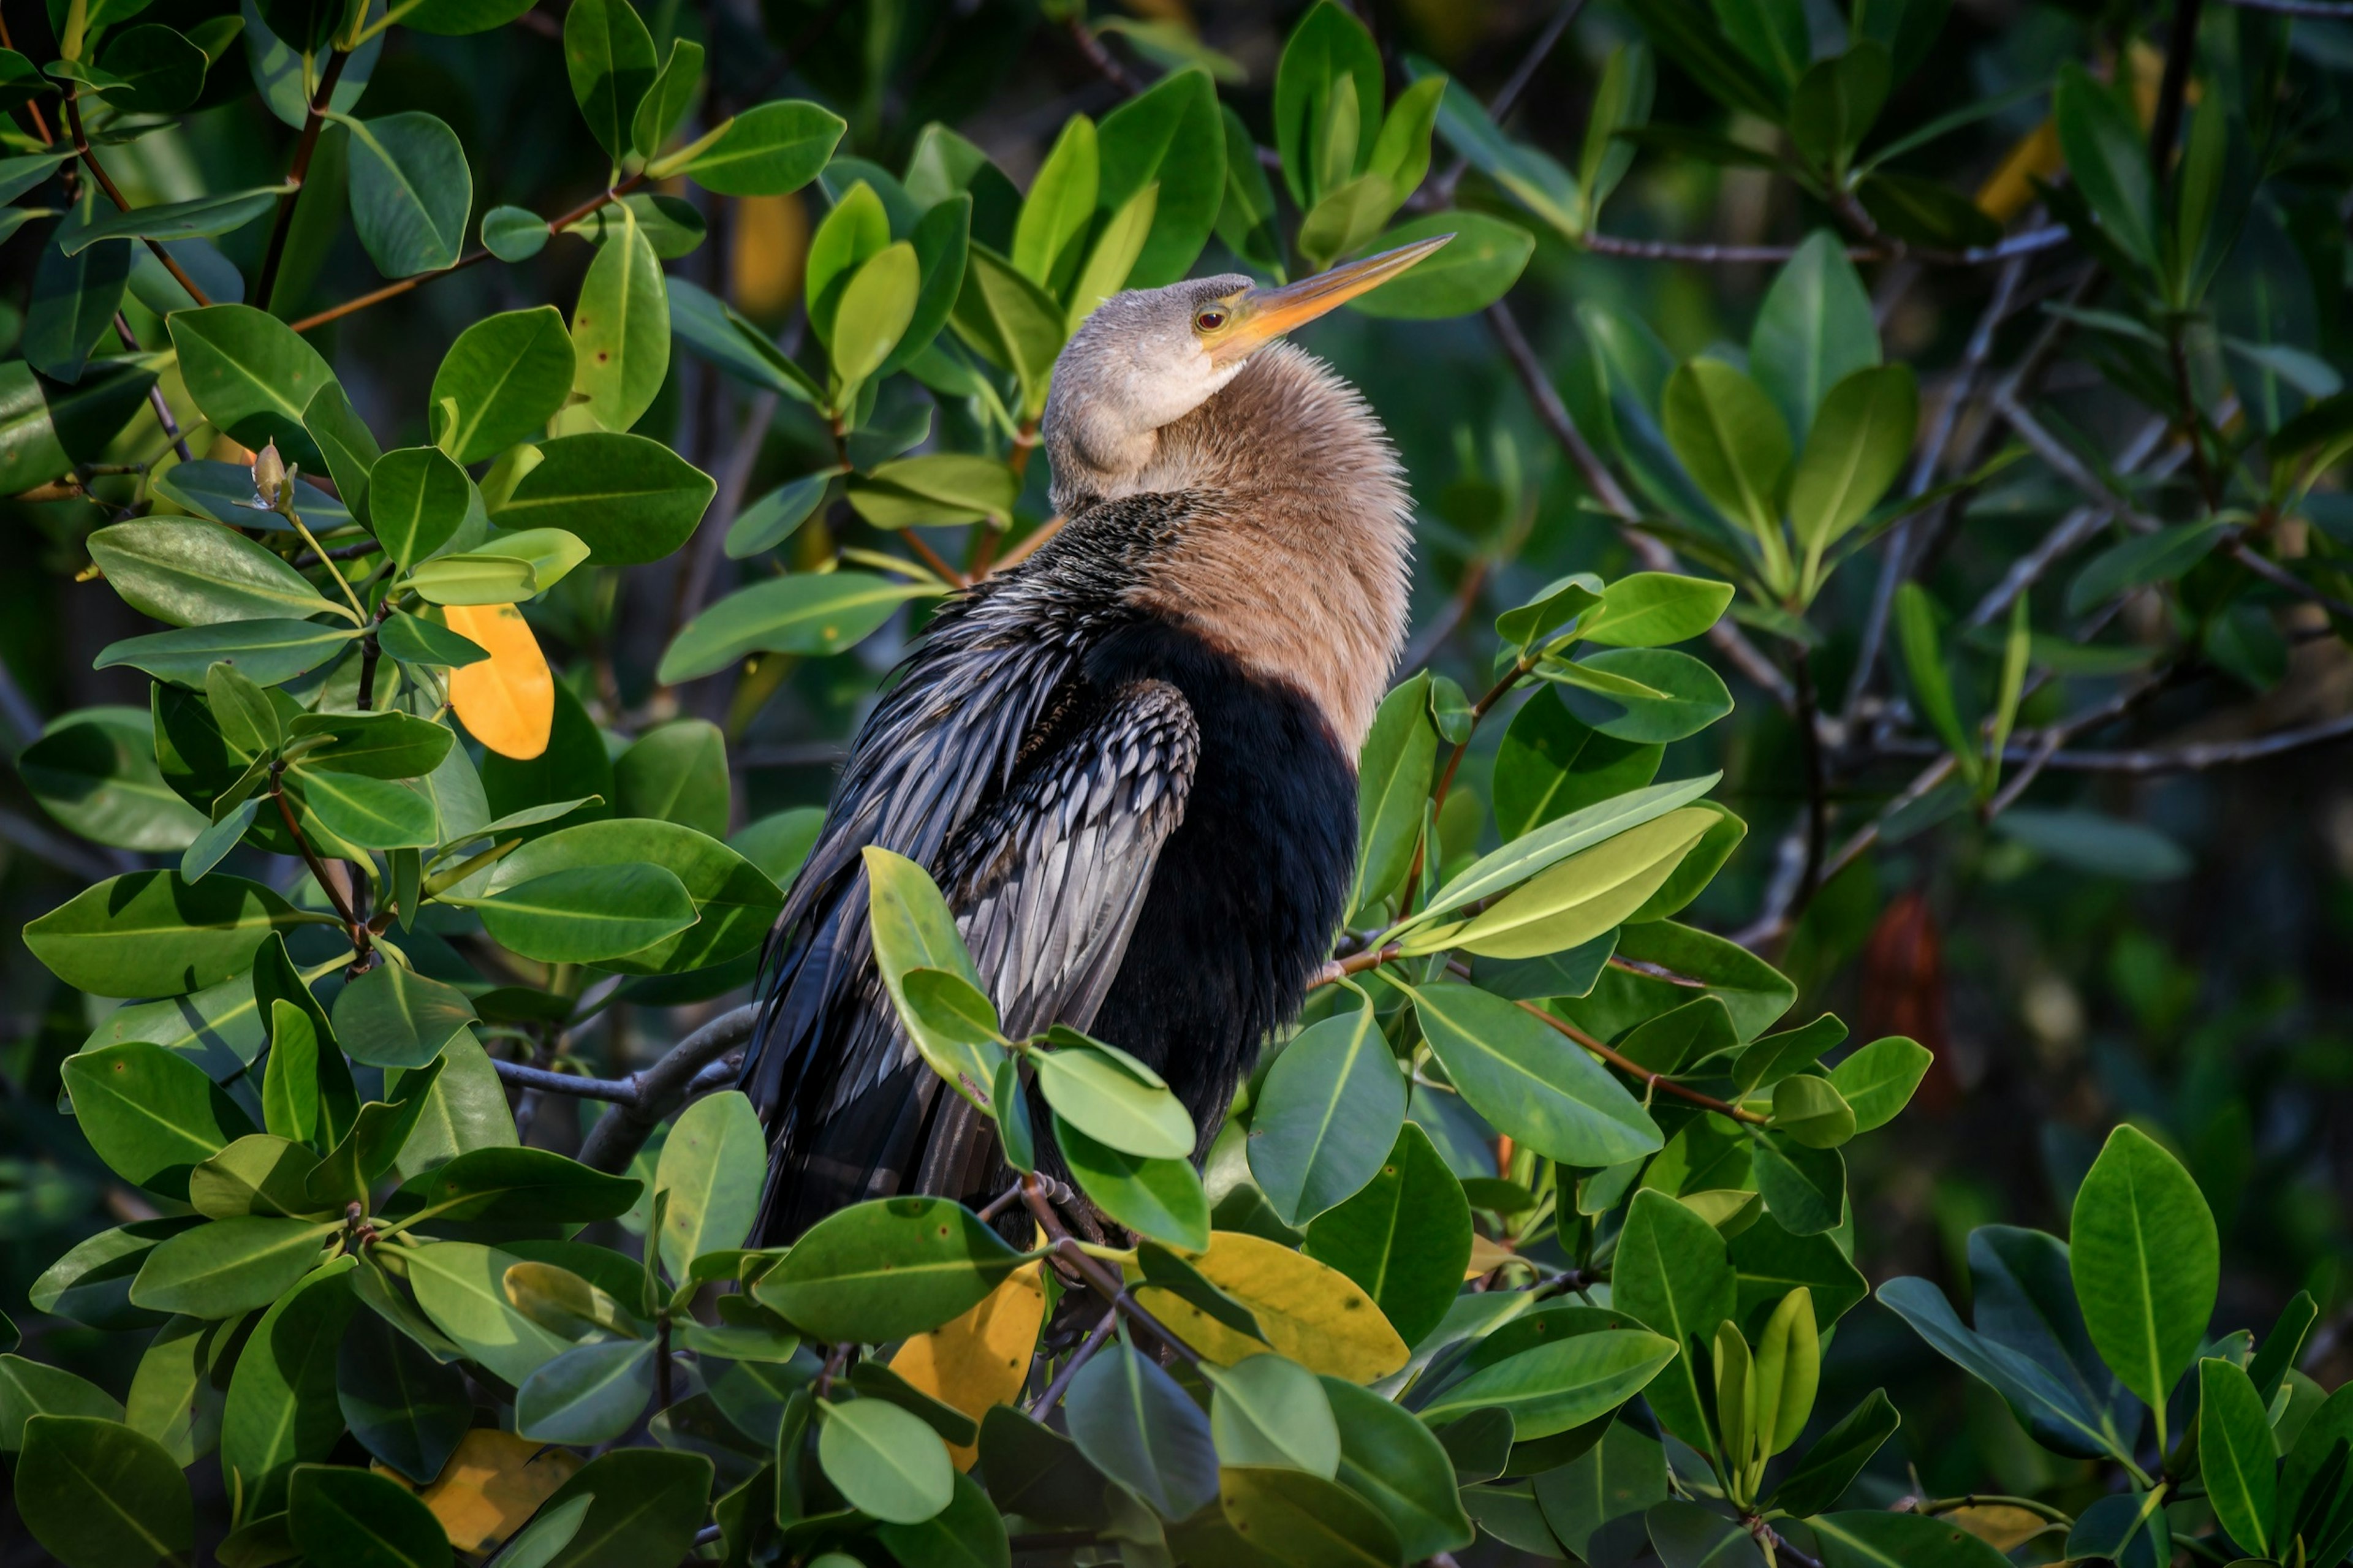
[1066,345,1414,760]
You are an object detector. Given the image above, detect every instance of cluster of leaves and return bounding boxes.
[4,0,2353,1563]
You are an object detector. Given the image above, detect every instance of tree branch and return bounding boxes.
[63,96,213,307]
[574,1003,762,1172]
[255,50,350,312]
[1515,999,1768,1123]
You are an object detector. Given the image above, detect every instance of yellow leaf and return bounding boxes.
[731,192,810,328]
[1946,1504,2058,1552]
[445,602,554,760]
[889,1258,1047,1470]
[372,1428,581,1553]
[1974,121,2061,225]
[1134,1232,1409,1383]
[1464,1233,1515,1279]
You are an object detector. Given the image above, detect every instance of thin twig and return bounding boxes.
[1516,1000,1768,1123]
[254,50,350,311]
[1029,1303,1119,1414]
[113,315,192,463]
[1578,225,2067,267]
[490,1058,640,1102]
[1864,710,2353,775]
[62,96,213,307]
[1961,416,2176,630]
[1018,1177,1202,1364]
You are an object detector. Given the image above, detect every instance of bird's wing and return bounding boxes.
[938,678,1199,1039]
[751,675,1199,1233]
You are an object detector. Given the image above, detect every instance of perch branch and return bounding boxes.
[1516,1000,1768,1123]
[574,1003,763,1172]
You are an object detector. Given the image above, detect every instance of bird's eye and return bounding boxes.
[1194,308,1227,332]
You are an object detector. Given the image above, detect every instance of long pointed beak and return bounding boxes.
[1208,233,1453,365]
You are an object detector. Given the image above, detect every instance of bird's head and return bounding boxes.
[1042,234,1449,512]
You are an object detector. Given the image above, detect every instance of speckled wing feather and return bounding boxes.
[740,495,1198,1238]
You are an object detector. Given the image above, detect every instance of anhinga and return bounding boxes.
[743,237,1449,1238]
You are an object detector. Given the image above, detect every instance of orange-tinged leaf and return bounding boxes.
[1974,121,2061,224]
[1946,1504,2058,1552]
[1464,1233,1515,1279]
[372,1428,581,1553]
[888,1258,1047,1469]
[1134,1231,1409,1383]
[446,602,554,760]
[730,192,809,328]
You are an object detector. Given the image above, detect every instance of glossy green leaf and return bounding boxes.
[1065,1341,1219,1521]
[516,1339,655,1445]
[0,1355,126,1449]
[2071,1124,2217,1426]
[20,708,208,851]
[1409,983,1661,1165]
[404,1243,575,1387]
[1749,231,1878,442]
[754,1196,1029,1343]
[1549,649,1735,744]
[220,1260,358,1516]
[489,431,714,566]
[168,305,335,464]
[529,1449,712,1568]
[1321,1377,1474,1558]
[403,1147,642,1224]
[1350,211,1532,319]
[1788,366,1917,559]
[817,1396,954,1524]
[670,99,845,195]
[1613,1189,1735,1450]
[97,619,363,690]
[1218,1464,1405,1567]
[1032,1044,1194,1159]
[2052,62,2158,270]
[429,307,575,465]
[1811,1510,2015,1567]
[563,0,656,164]
[1301,1121,1468,1348]
[1827,1037,1930,1133]
[655,1090,763,1283]
[334,1305,469,1485]
[17,1415,194,1568]
[1406,807,1714,959]
[1056,1115,1212,1253]
[91,519,333,628]
[1349,673,1435,919]
[570,206,667,433]
[286,1465,450,1568]
[1249,1005,1408,1225]
[330,961,474,1070]
[64,1040,257,1195]
[478,862,697,963]
[615,718,730,838]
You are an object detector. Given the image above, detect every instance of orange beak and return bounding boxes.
[1205,234,1454,366]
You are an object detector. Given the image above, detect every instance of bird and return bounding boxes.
[741,236,1450,1241]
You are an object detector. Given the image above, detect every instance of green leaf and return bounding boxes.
[1403,806,1715,958]
[220,1260,358,1515]
[26,221,131,385]
[404,1243,575,1387]
[1788,366,1917,563]
[1547,649,1733,744]
[478,862,697,963]
[61,1036,255,1195]
[404,553,537,606]
[631,37,702,160]
[289,710,455,779]
[1349,210,1531,319]
[191,1135,325,1218]
[1249,1006,1407,1225]
[32,869,319,1002]
[1422,1328,1678,1442]
[67,187,284,253]
[529,1449,712,1568]
[287,1464,451,1568]
[488,431,714,566]
[2053,62,2158,271]
[1789,44,1892,177]
[1767,1389,1899,1515]
[1302,1122,1470,1347]
[481,204,550,261]
[477,817,779,974]
[333,1292,469,1483]
[330,961,474,1070]
[1750,1131,1846,1236]
[2064,520,2227,615]
[1574,572,1734,650]
[403,1147,642,1224]
[669,100,844,196]
[1662,358,1792,553]
[0,358,72,490]
[1273,0,1385,206]
[90,518,336,631]
[379,612,487,670]
[130,1216,334,1318]
[754,1195,1028,1343]
[334,112,470,279]
[1201,1354,1338,1476]
[2071,1124,2217,1431]
[0,1355,126,1449]
[167,305,335,466]
[17,1416,194,1568]
[1093,67,1224,290]
[563,0,656,163]
[1066,1341,1219,1521]
[1410,773,1719,931]
[429,307,576,466]
[1892,583,1976,779]
[846,453,1021,529]
[1316,1378,1474,1558]
[725,470,836,559]
[153,459,350,533]
[96,619,363,689]
[1055,1114,1213,1252]
[1771,1075,1855,1149]
[857,847,1004,1108]
[516,1340,655,1445]
[654,1090,763,1283]
[2197,1358,2273,1558]
[1749,231,1879,443]
[1033,1044,1195,1159]
[1613,1188,1735,1450]
[818,1396,954,1524]
[615,718,730,838]
[1218,1464,1406,1567]
[289,769,439,850]
[570,208,668,433]
[1826,1037,1930,1133]
[20,708,208,851]
[299,381,380,532]
[829,239,920,398]
[1993,807,2190,882]
[1811,1510,2016,1568]
[873,1471,1009,1568]
[1410,983,1661,1165]
[1348,673,1435,920]
[1012,115,1099,294]
[949,244,1065,418]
